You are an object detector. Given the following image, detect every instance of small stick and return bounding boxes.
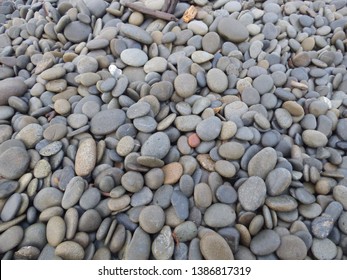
[124,2,178,22]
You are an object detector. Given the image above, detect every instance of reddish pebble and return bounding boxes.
[188,133,200,148]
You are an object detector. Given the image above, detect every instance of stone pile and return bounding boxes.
[0,0,347,260]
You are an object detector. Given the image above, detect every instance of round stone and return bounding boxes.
[218,142,245,160]
[276,235,307,260]
[214,160,236,178]
[266,168,292,196]
[200,232,234,260]
[141,132,171,159]
[0,78,28,106]
[0,226,24,254]
[302,130,328,148]
[55,241,84,260]
[162,162,183,185]
[120,48,148,67]
[116,136,135,157]
[248,147,277,179]
[75,138,96,177]
[64,21,92,43]
[206,68,228,93]
[250,230,281,256]
[174,74,197,98]
[238,176,267,211]
[311,238,337,260]
[139,205,165,234]
[33,187,63,212]
[216,184,238,204]
[46,216,66,247]
[204,203,236,228]
[217,17,249,43]
[194,183,212,208]
[0,146,30,180]
[121,171,144,193]
[253,75,274,94]
[196,116,222,141]
[90,109,126,136]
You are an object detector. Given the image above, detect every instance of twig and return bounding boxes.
[124,2,178,22]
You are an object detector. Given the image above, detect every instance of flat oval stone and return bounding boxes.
[265,195,298,212]
[204,203,236,227]
[78,209,102,232]
[34,187,63,212]
[206,68,228,93]
[0,78,28,106]
[276,235,307,260]
[196,116,222,141]
[218,142,245,160]
[124,227,151,260]
[0,146,30,180]
[311,238,337,260]
[173,221,198,242]
[121,48,148,67]
[0,226,24,254]
[61,176,85,209]
[121,171,144,193]
[200,232,234,260]
[250,229,281,256]
[302,128,329,147]
[0,193,21,222]
[120,24,153,45]
[55,241,85,260]
[174,74,197,98]
[248,147,277,179]
[152,225,174,260]
[266,168,292,196]
[217,17,249,43]
[75,138,96,177]
[141,132,170,159]
[90,109,126,136]
[162,162,183,185]
[171,190,189,220]
[238,176,267,211]
[175,115,202,132]
[194,183,212,208]
[64,21,92,43]
[43,124,67,141]
[46,216,66,247]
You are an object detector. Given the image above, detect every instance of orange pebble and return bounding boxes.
[188,133,201,148]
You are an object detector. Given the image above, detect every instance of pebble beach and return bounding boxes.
[0,0,347,260]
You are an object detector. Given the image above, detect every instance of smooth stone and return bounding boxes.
[238,176,267,211]
[90,109,126,135]
[0,226,24,254]
[204,203,236,227]
[0,180,18,199]
[55,241,84,260]
[75,138,96,177]
[333,185,347,210]
[33,187,63,212]
[302,130,329,148]
[171,190,189,220]
[162,162,183,185]
[0,193,21,222]
[175,115,202,132]
[196,116,222,141]
[191,51,214,64]
[46,216,66,247]
[174,73,197,98]
[64,21,92,43]
[266,168,292,196]
[311,238,337,260]
[248,147,277,179]
[120,24,153,45]
[194,183,212,208]
[276,235,307,260]
[206,68,228,93]
[43,124,67,141]
[61,176,85,209]
[116,136,135,157]
[0,146,30,180]
[173,221,198,242]
[141,132,171,159]
[0,78,28,106]
[217,17,249,43]
[121,48,148,67]
[15,124,43,149]
[216,184,237,204]
[250,229,281,256]
[188,20,208,35]
[126,102,151,119]
[121,171,144,193]
[311,215,334,239]
[200,231,234,260]
[214,160,236,178]
[124,227,151,260]
[152,225,174,260]
[218,141,245,160]
[78,209,102,232]
[253,74,274,94]
[265,195,298,212]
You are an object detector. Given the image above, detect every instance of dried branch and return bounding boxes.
[124,2,178,22]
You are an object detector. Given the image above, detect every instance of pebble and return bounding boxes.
[90,109,126,136]
[46,216,66,247]
[121,49,148,67]
[276,235,307,260]
[55,241,85,260]
[75,138,96,177]
[141,132,171,160]
[266,168,292,196]
[217,17,249,43]
[152,225,174,260]
[124,227,151,260]
[200,231,234,260]
[0,144,30,179]
[311,238,337,260]
[238,176,267,211]
[204,203,236,228]
[250,229,281,256]
[174,74,197,98]
[0,226,24,254]
[206,68,228,93]
[0,78,27,106]
[196,116,221,141]
[248,147,277,179]
[302,130,328,148]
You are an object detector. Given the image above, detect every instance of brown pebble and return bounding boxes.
[162,162,183,185]
[188,133,201,148]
